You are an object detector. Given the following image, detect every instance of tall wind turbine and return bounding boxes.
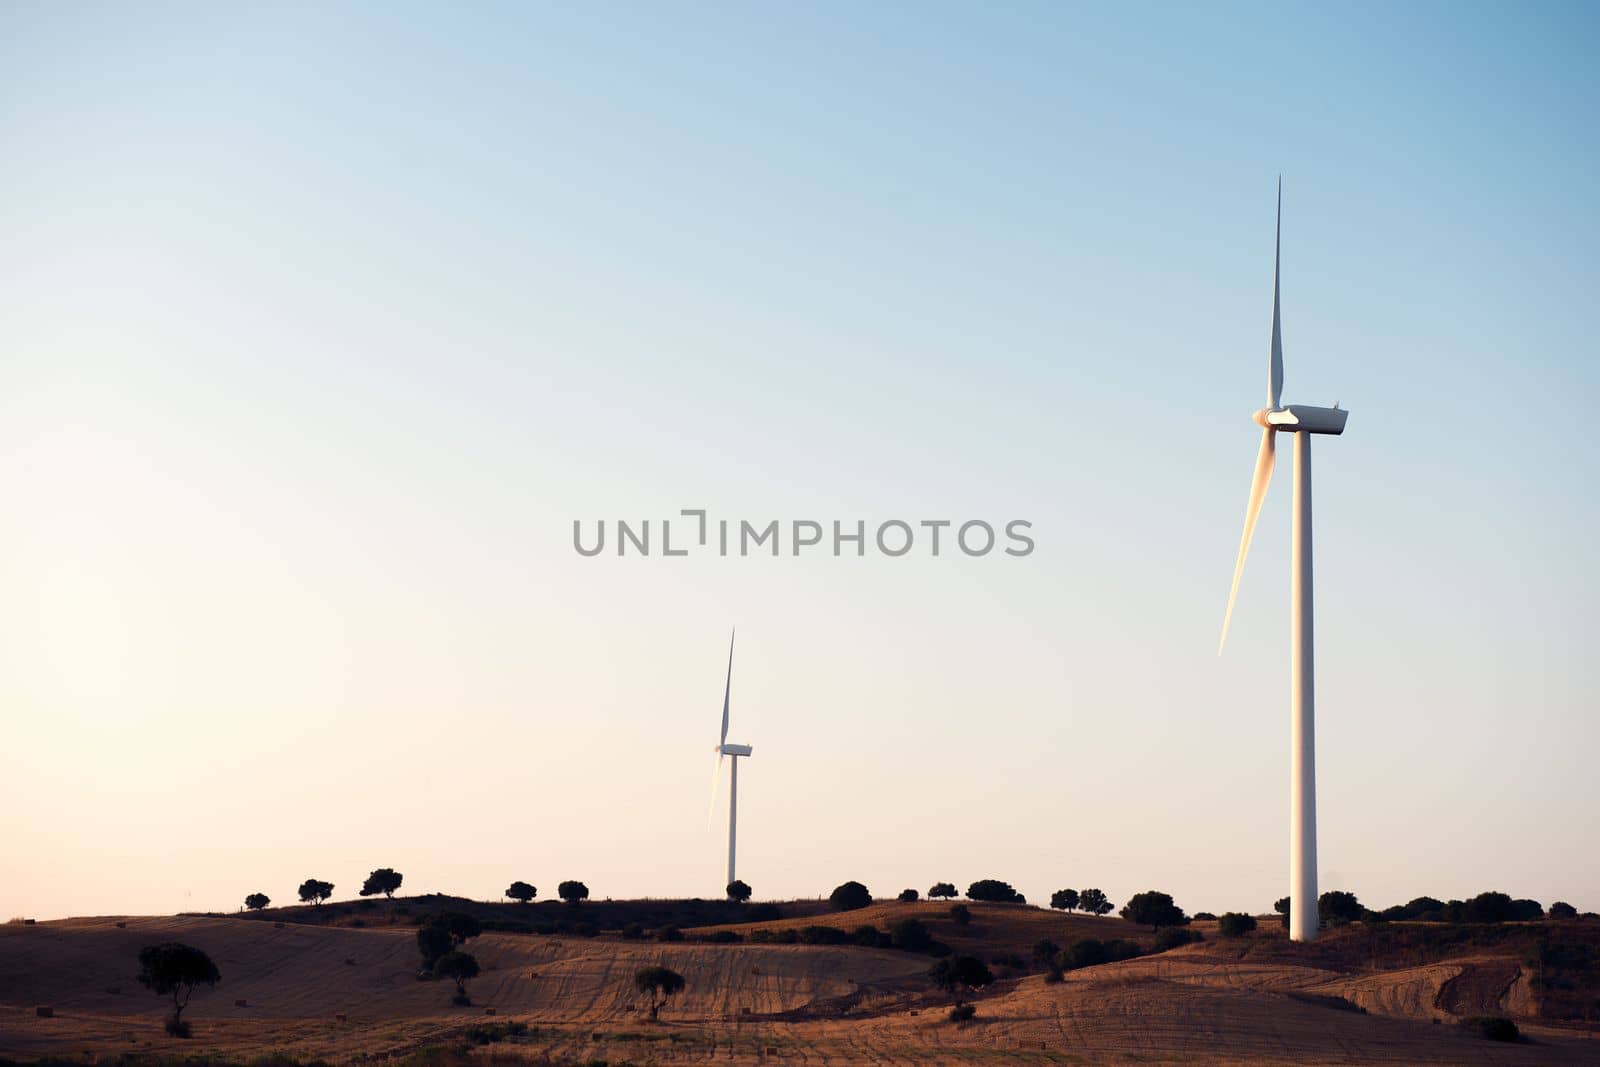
[712,630,753,890]
[1219,181,1348,943]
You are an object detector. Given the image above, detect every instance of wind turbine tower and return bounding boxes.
[713,631,753,889]
[1219,181,1349,943]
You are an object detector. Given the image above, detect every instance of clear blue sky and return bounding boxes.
[1,2,1595,919]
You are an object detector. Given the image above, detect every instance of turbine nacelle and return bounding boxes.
[718,743,753,757]
[1255,404,1348,435]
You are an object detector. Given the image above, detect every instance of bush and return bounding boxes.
[853,924,882,947]
[966,879,1024,903]
[657,924,683,942]
[1121,890,1188,931]
[1273,896,1291,928]
[1061,938,1108,970]
[1550,901,1578,919]
[890,918,933,953]
[898,889,919,903]
[949,904,971,926]
[829,881,871,911]
[574,922,598,938]
[702,929,741,943]
[748,903,782,922]
[1153,927,1203,951]
[949,1003,976,1022]
[1104,939,1142,962]
[1032,939,1061,968]
[1463,1016,1519,1042]
[799,925,852,945]
[164,1015,191,1038]
[1217,912,1257,937]
[928,882,958,899]
[621,923,644,940]
[1193,911,1216,921]
[1319,890,1363,926]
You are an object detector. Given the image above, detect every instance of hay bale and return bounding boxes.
[35,1006,54,1018]
[22,919,36,925]
[483,1007,496,1016]
[114,921,127,929]
[764,1047,779,1057]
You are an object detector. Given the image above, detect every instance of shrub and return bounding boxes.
[1318,890,1363,926]
[1050,889,1079,912]
[1193,912,1216,921]
[1121,891,1189,931]
[1032,939,1061,968]
[360,868,404,900]
[890,918,933,952]
[898,889,919,902]
[853,924,883,947]
[726,880,753,903]
[1061,938,1108,970]
[244,893,270,912]
[505,881,536,904]
[1104,939,1142,962]
[1153,927,1203,951]
[1510,899,1545,921]
[702,929,741,943]
[1463,1016,1519,1042]
[657,924,683,942]
[928,882,958,900]
[948,1003,976,1022]
[1217,912,1257,937]
[829,881,871,911]
[621,923,644,940]
[949,904,972,926]
[929,955,994,1012]
[1273,896,1291,928]
[1463,891,1515,923]
[558,880,590,905]
[1078,888,1113,915]
[799,925,851,945]
[747,903,782,922]
[1550,901,1578,919]
[967,879,1024,903]
[573,922,598,938]
[417,924,453,966]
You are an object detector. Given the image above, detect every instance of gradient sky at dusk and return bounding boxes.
[2,2,1596,919]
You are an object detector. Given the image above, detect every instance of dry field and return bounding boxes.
[2,905,1596,1065]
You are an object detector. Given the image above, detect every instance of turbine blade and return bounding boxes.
[1270,177,1284,410]
[1219,428,1276,654]
[719,629,734,749]
[707,752,725,828]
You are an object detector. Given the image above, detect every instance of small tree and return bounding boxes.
[297,879,334,906]
[928,882,958,900]
[506,881,536,904]
[445,913,482,945]
[634,965,686,1021]
[1319,890,1363,926]
[966,879,1023,903]
[433,950,479,1003]
[1032,939,1061,968]
[829,881,872,911]
[726,879,753,903]
[1273,896,1291,929]
[136,942,220,1037]
[1217,912,1257,937]
[558,880,590,905]
[1050,888,1079,912]
[417,924,453,969]
[1121,891,1188,931]
[928,955,994,1018]
[1078,888,1113,916]
[360,868,404,900]
[1550,901,1578,919]
[949,903,972,926]
[244,893,270,912]
[898,888,920,902]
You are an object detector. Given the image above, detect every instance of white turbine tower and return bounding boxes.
[1219,181,1348,943]
[712,630,753,891]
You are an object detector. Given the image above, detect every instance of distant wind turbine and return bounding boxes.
[711,630,753,890]
[1219,180,1349,943]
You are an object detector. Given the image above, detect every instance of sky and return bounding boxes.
[1,2,1596,921]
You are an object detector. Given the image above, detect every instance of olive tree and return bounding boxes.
[137,942,220,1037]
